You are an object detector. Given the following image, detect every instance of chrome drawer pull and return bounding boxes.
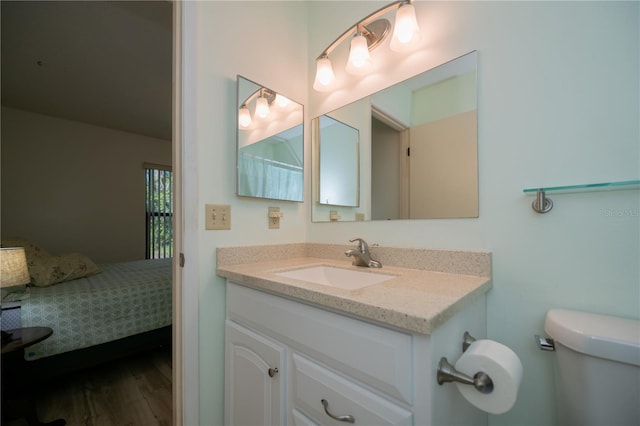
[321,399,355,423]
[268,367,279,378]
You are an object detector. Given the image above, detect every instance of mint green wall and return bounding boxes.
[412,70,476,126]
[307,2,639,426]
[186,2,639,425]
[183,2,309,425]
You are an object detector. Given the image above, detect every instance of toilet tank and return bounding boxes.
[545,309,640,426]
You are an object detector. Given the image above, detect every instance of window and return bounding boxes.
[145,164,173,259]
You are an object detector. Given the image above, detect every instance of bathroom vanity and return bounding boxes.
[217,243,492,425]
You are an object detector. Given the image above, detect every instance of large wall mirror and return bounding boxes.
[311,51,478,222]
[237,76,304,202]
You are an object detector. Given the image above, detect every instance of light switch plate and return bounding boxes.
[205,204,231,230]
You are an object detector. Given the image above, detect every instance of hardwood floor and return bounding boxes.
[5,347,172,426]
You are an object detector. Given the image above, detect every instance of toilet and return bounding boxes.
[545,309,640,425]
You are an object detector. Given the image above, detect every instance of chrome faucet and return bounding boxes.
[345,238,382,268]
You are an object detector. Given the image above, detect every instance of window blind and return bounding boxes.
[145,165,173,259]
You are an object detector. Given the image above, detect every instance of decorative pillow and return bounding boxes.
[28,252,101,287]
[1,237,50,264]
[1,238,101,286]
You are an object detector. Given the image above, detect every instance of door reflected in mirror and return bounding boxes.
[311,51,478,222]
[237,76,304,202]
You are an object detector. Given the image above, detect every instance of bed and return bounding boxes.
[1,239,172,381]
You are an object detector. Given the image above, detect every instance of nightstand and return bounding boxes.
[1,327,66,426]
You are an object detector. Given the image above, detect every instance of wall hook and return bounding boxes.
[532,190,553,213]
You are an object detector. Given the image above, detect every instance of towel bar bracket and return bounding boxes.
[532,190,553,213]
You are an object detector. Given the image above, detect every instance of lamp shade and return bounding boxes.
[0,247,30,288]
[346,33,373,75]
[313,56,336,92]
[390,2,421,52]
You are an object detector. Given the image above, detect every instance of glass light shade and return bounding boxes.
[346,33,373,75]
[255,96,270,119]
[390,3,421,52]
[313,56,336,92]
[238,106,252,128]
[275,94,290,108]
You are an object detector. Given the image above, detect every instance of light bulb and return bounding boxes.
[390,2,421,52]
[255,96,270,119]
[346,33,372,75]
[238,105,252,128]
[313,56,336,92]
[275,94,290,108]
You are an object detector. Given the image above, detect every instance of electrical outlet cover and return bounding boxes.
[268,207,280,229]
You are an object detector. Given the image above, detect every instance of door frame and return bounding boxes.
[172,1,200,424]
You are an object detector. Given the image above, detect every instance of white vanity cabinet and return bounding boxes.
[225,281,487,426]
[225,320,286,425]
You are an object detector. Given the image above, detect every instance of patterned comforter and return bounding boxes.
[21,258,172,360]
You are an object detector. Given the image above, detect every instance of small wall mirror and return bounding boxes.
[311,51,478,222]
[316,114,360,207]
[237,76,304,202]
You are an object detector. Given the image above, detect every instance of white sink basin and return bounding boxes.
[275,265,395,290]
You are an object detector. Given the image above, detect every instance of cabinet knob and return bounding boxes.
[267,367,279,378]
[321,399,355,423]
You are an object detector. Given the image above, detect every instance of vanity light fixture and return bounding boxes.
[238,87,281,128]
[313,0,421,92]
[346,30,373,75]
[255,95,270,119]
[238,105,252,128]
[390,1,421,52]
[314,56,336,91]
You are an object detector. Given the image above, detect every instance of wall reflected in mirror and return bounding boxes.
[237,76,304,202]
[311,51,478,222]
[316,115,360,207]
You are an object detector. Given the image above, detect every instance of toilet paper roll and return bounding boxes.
[454,339,523,414]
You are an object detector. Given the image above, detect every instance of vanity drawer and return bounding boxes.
[227,282,413,404]
[292,353,413,425]
[291,409,319,426]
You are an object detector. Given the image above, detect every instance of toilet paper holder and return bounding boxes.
[437,332,495,394]
[462,330,476,352]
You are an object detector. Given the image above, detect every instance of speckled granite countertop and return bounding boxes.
[217,243,492,335]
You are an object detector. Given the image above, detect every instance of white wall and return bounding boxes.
[1,106,171,263]
[307,2,639,425]
[182,2,308,424]
[185,1,638,425]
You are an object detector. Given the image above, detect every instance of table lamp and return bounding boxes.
[1,247,30,342]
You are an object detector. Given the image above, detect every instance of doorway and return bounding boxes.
[371,111,410,220]
[1,1,185,423]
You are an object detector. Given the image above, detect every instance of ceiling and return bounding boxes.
[1,1,172,141]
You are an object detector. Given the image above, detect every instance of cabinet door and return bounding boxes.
[225,320,286,426]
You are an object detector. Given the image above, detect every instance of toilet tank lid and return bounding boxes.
[545,309,640,366]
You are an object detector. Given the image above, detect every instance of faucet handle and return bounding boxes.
[349,238,369,253]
